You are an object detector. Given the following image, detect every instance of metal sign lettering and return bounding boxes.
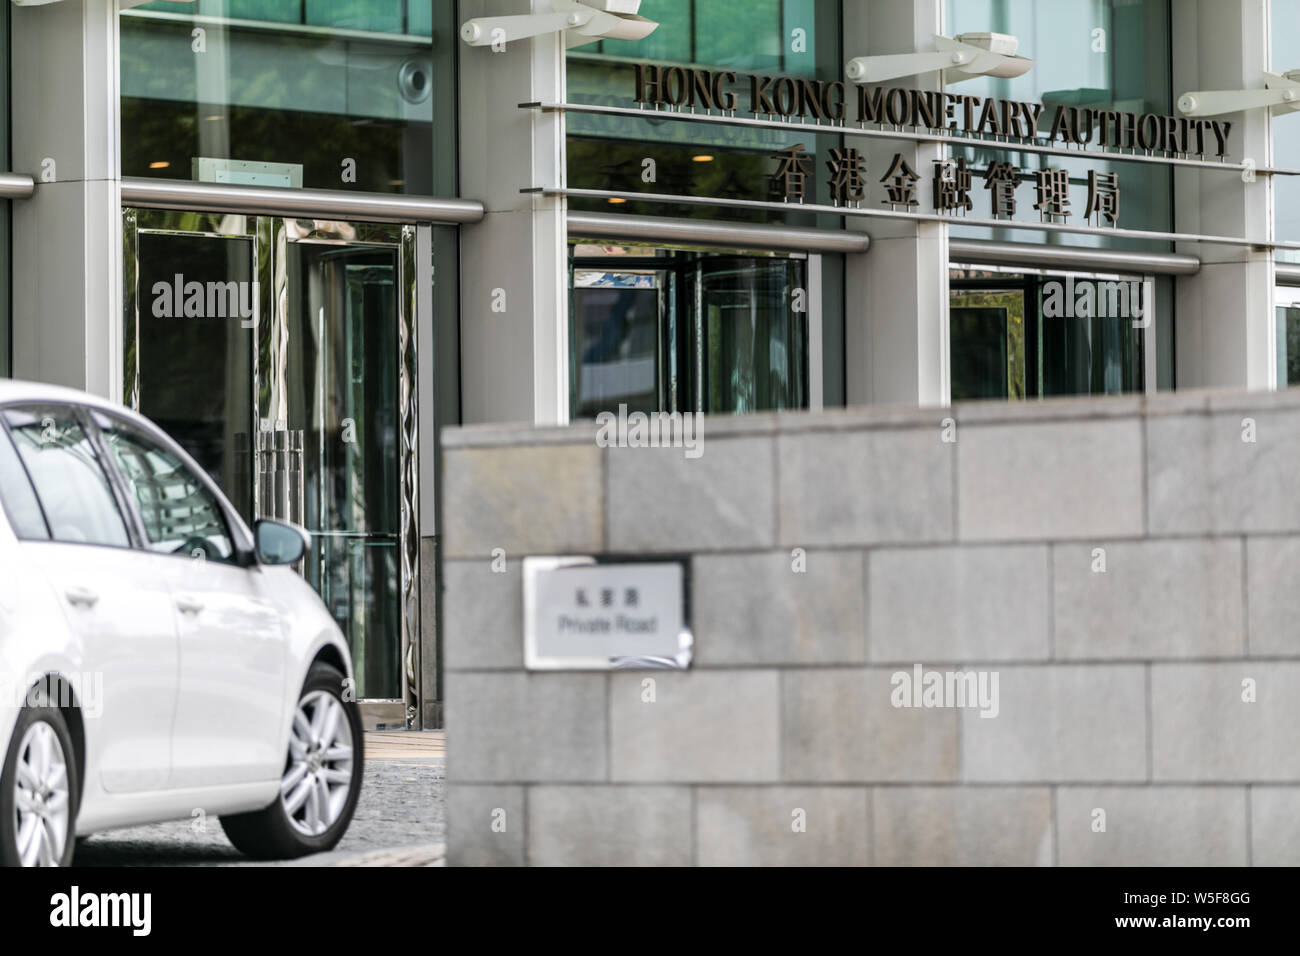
[633,64,1232,159]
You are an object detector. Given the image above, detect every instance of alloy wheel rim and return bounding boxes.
[280,690,353,838]
[13,722,71,867]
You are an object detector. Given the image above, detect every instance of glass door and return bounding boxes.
[568,247,812,416]
[123,209,420,711]
[949,270,1147,401]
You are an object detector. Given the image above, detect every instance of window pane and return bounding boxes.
[1278,304,1300,385]
[4,409,130,548]
[572,273,663,418]
[567,0,843,227]
[120,2,455,194]
[694,0,781,72]
[944,0,1173,251]
[0,426,50,540]
[696,258,808,413]
[99,423,236,563]
[135,231,254,521]
[1273,0,1300,252]
[305,0,403,34]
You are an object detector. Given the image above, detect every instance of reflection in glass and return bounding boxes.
[1276,303,1300,386]
[4,409,131,548]
[1273,0,1300,253]
[944,0,1173,250]
[127,219,407,700]
[281,244,401,699]
[134,232,255,520]
[950,270,1144,399]
[120,1,453,194]
[100,423,236,563]
[566,0,842,226]
[950,292,1021,400]
[694,258,807,413]
[572,273,665,418]
[569,247,809,415]
[0,428,49,541]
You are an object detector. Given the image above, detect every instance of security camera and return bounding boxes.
[461,0,658,49]
[845,33,1033,86]
[397,59,433,105]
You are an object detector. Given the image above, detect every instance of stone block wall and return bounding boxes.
[442,390,1300,865]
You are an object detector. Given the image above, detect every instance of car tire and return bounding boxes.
[1,685,79,867]
[221,661,364,861]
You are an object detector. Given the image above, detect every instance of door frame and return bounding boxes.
[121,206,424,725]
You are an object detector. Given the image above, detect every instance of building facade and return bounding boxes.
[2,0,1299,727]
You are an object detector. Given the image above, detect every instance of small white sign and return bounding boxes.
[523,556,691,670]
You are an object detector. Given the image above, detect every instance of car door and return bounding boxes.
[1,404,179,793]
[92,412,287,789]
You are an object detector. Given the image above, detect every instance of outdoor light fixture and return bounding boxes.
[460,0,658,49]
[1178,70,1300,117]
[845,33,1034,86]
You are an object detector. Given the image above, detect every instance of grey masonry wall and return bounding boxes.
[441,389,1300,866]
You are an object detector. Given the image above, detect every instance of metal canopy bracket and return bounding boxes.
[1179,70,1300,118]
[845,33,1034,86]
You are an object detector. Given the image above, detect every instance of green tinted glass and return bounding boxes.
[120,1,455,194]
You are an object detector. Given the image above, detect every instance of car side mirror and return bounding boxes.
[254,519,310,566]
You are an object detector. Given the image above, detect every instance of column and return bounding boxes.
[842,0,951,407]
[10,0,123,399]
[1172,0,1275,389]
[458,0,569,425]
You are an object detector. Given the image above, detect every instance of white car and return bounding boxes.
[0,381,363,866]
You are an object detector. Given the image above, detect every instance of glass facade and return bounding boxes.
[124,210,413,700]
[566,0,843,226]
[1273,0,1300,253]
[1277,288,1300,386]
[570,246,809,417]
[120,0,456,195]
[950,269,1147,400]
[944,0,1173,251]
[564,2,840,414]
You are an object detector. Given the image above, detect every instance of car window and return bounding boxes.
[3,407,131,548]
[0,424,51,540]
[99,420,236,564]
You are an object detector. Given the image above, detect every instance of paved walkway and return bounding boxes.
[74,729,448,866]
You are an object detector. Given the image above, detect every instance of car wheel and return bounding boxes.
[221,661,363,860]
[1,687,78,867]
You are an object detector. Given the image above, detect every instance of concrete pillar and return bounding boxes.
[842,0,950,407]
[10,0,123,399]
[1172,0,1275,390]
[458,0,569,425]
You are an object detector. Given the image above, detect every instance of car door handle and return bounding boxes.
[174,595,205,615]
[65,586,99,608]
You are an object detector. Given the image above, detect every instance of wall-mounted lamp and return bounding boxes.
[1178,71,1300,118]
[461,0,657,50]
[845,33,1033,86]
